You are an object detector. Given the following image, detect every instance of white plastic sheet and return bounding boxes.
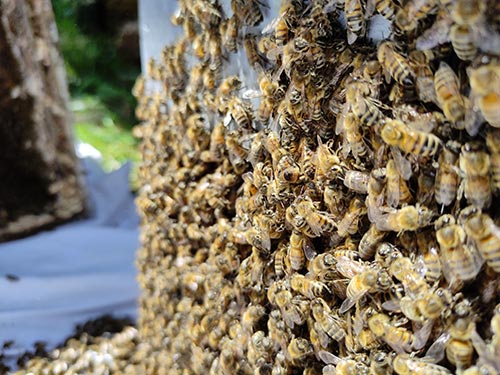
[0,158,139,368]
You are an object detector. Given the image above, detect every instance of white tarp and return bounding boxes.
[0,157,139,368]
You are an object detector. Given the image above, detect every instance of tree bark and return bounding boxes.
[0,0,86,241]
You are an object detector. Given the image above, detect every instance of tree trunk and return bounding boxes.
[0,0,86,241]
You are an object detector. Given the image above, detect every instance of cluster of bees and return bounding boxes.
[12,328,142,375]
[132,0,500,374]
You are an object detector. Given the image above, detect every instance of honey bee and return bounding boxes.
[366,168,387,222]
[216,76,242,99]
[291,273,330,299]
[487,128,500,193]
[268,310,291,352]
[333,238,360,260]
[311,298,346,344]
[319,353,370,375]
[248,331,273,366]
[287,337,313,366]
[377,41,415,86]
[289,196,337,237]
[434,140,461,207]
[340,269,379,313]
[262,0,298,46]
[370,351,392,375]
[372,0,398,20]
[242,304,266,333]
[435,214,483,283]
[368,312,427,352]
[373,204,434,233]
[220,16,239,53]
[468,63,500,129]
[434,62,468,125]
[343,170,370,194]
[359,224,387,260]
[345,0,365,44]
[336,198,367,238]
[449,23,476,61]
[276,154,302,184]
[231,0,265,27]
[459,142,492,209]
[386,158,413,208]
[461,207,500,273]
[227,97,254,130]
[380,120,441,159]
[389,256,429,298]
[392,353,452,375]
[468,63,500,97]
[274,240,290,278]
[340,113,372,163]
[257,35,278,62]
[288,231,317,271]
[345,83,386,128]
[394,0,438,32]
[315,137,345,182]
[243,34,263,69]
[202,65,217,91]
[446,319,475,370]
[308,253,341,285]
[416,230,442,285]
[409,50,437,104]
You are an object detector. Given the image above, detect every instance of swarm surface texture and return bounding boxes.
[17,0,500,374]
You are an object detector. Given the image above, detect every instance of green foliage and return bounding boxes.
[52,0,139,127]
[51,0,140,179]
[72,97,139,172]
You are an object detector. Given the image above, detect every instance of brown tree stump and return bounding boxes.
[0,0,86,241]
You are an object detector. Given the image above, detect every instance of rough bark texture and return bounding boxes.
[0,0,85,241]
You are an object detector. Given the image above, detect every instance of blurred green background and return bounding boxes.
[52,0,140,173]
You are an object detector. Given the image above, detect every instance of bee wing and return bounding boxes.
[315,322,332,348]
[415,16,452,50]
[325,314,346,340]
[339,295,359,314]
[261,11,284,34]
[463,97,484,137]
[241,89,262,99]
[470,329,489,359]
[381,298,401,312]
[323,0,338,13]
[372,209,396,232]
[391,147,412,180]
[365,0,376,18]
[424,331,450,363]
[440,247,456,285]
[265,44,284,62]
[352,309,365,335]
[336,256,365,279]
[384,336,412,354]
[281,305,295,329]
[471,22,500,56]
[339,281,369,314]
[413,320,434,350]
[303,212,326,237]
[318,350,341,365]
[303,237,317,261]
[347,30,359,45]
[287,304,305,326]
[242,171,255,185]
[414,254,428,279]
[387,174,401,208]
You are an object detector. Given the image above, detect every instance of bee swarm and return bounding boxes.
[17,0,500,374]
